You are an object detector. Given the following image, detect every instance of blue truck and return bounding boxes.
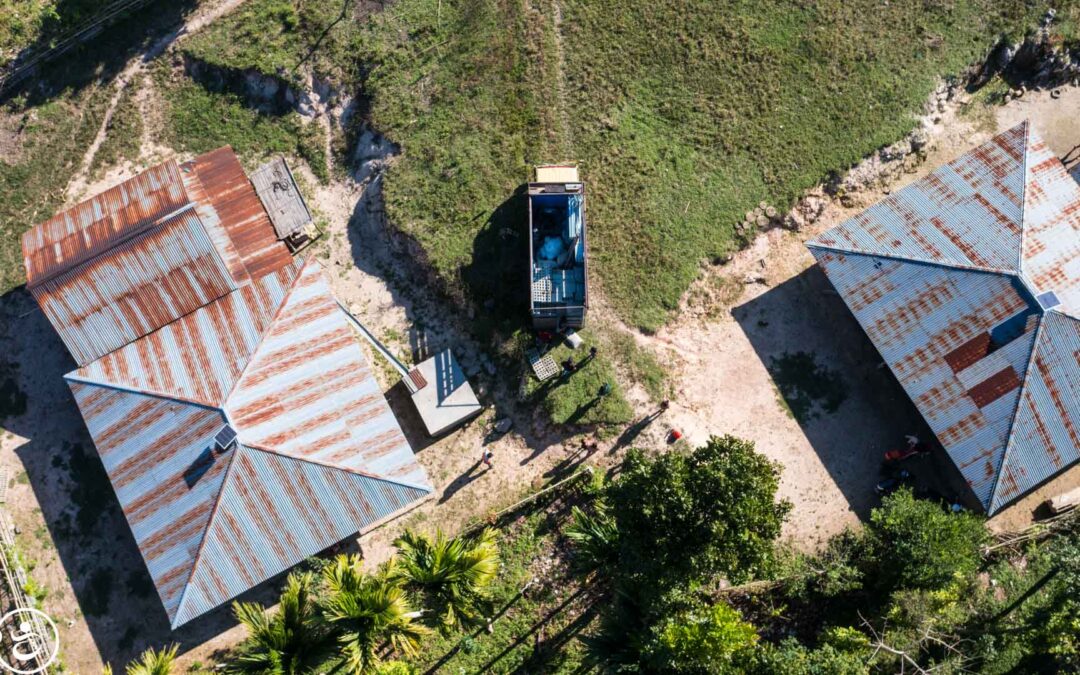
[528,165,588,331]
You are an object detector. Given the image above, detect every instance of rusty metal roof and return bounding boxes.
[66,258,431,628]
[25,149,431,628]
[22,148,294,366]
[809,121,1080,514]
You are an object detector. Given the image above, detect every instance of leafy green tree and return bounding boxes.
[123,645,179,675]
[565,504,619,573]
[644,602,758,674]
[320,554,428,674]
[868,488,987,591]
[1045,534,1080,668]
[392,528,499,630]
[607,435,791,590]
[229,571,332,674]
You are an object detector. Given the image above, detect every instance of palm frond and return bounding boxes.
[125,644,179,675]
[566,504,619,572]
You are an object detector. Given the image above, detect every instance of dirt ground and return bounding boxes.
[1,27,1079,668]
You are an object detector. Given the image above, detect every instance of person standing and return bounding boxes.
[481,449,494,469]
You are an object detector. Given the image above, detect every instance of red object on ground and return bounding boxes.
[884,443,930,462]
[669,429,682,442]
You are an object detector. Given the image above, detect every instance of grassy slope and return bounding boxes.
[0,0,115,67]
[180,0,360,83]
[0,93,107,291]
[363,0,1070,330]
[360,0,556,290]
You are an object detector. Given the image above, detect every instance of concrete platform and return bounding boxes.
[409,349,483,437]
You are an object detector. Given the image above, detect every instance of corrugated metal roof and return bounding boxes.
[181,148,294,280]
[21,148,297,366]
[68,261,301,407]
[65,259,431,628]
[808,121,1080,514]
[22,160,190,286]
[173,445,428,626]
[226,261,429,489]
[31,208,238,366]
[67,382,230,620]
[26,150,432,629]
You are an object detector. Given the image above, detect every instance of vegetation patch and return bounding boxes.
[90,84,143,176]
[355,0,1071,330]
[601,329,672,403]
[156,67,328,181]
[180,0,361,84]
[768,350,847,422]
[521,331,633,428]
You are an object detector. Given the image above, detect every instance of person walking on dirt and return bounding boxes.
[481,449,494,470]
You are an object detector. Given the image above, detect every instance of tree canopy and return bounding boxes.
[607,435,791,590]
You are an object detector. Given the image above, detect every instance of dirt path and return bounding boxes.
[64,0,249,202]
[548,0,573,160]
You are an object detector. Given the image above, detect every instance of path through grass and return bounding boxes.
[361,0,1072,330]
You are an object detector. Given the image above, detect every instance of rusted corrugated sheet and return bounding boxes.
[22,161,190,286]
[67,381,231,621]
[182,147,294,280]
[226,260,429,487]
[68,260,301,406]
[1020,130,1080,315]
[992,312,1080,511]
[813,124,1026,273]
[808,121,1080,514]
[64,258,431,628]
[32,209,238,366]
[173,445,428,626]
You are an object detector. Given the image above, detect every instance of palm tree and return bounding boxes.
[124,644,179,675]
[229,571,332,674]
[565,504,619,573]
[392,528,499,630]
[320,554,428,674]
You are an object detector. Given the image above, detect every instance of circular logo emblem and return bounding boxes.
[0,608,60,675]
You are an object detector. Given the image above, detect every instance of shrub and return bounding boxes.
[868,488,987,591]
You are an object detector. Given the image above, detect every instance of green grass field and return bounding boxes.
[361,0,1074,330]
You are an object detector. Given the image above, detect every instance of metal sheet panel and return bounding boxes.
[809,122,1080,513]
[226,260,430,489]
[173,445,429,626]
[182,147,294,280]
[811,123,1026,272]
[22,160,190,286]
[32,209,238,366]
[69,261,301,407]
[992,312,1080,511]
[1021,129,1080,316]
[66,382,229,623]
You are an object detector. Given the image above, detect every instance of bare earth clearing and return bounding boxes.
[1,15,1080,668]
